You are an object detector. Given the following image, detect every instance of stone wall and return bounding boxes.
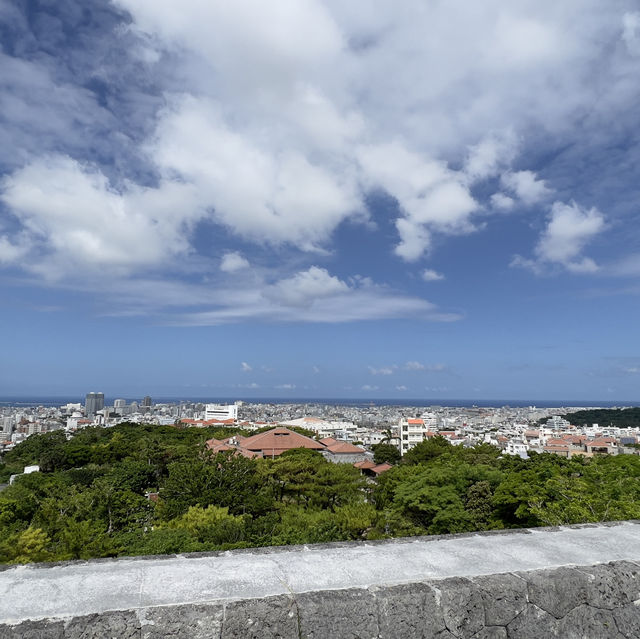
[1,523,640,638]
[1,560,639,638]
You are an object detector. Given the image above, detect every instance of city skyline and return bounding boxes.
[1,1,639,401]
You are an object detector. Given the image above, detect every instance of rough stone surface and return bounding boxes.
[577,561,640,610]
[613,603,640,639]
[437,577,485,638]
[297,588,379,639]
[221,595,299,639]
[1,524,640,637]
[471,628,507,639]
[557,605,624,639]
[0,619,64,639]
[139,604,223,639]
[375,582,446,638]
[471,573,527,627]
[505,604,558,639]
[519,566,589,618]
[64,611,140,639]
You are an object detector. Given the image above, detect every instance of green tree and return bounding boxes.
[161,505,247,546]
[402,436,451,465]
[372,443,400,465]
[0,527,53,564]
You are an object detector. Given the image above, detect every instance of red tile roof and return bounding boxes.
[371,462,393,474]
[324,441,366,455]
[240,427,325,457]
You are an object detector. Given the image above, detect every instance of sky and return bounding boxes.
[1,0,639,402]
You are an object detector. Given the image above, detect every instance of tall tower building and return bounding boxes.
[85,392,105,418]
[142,396,152,408]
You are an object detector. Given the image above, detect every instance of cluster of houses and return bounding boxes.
[204,426,392,476]
[399,415,640,459]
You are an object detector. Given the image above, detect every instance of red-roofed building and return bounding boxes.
[322,441,371,464]
[240,427,325,458]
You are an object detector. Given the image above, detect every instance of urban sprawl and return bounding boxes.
[2,394,638,465]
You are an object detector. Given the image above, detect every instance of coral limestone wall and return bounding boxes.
[1,523,639,638]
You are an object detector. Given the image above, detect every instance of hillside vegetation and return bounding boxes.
[1,424,640,564]
[560,407,640,429]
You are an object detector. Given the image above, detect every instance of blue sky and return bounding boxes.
[1,0,640,401]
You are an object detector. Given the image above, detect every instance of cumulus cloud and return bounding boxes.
[263,266,349,308]
[1,0,637,317]
[0,155,202,278]
[359,142,478,261]
[422,269,445,282]
[513,201,605,273]
[490,193,516,211]
[241,362,252,372]
[500,170,552,205]
[220,252,249,273]
[368,366,396,376]
[464,133,517,182]
[404,361,448,372]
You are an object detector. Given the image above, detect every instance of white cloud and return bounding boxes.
[276,383,296,389]
[422,269,445,282]
[220,252,249,272]
[536,201,605,271]
[0,155,202,278]
[359,142,478,261]
[361,384,378,391]
[622,12,640,55]
[368,366,396,376]
[0,234,30,264]
[464,133,517,182]
[501,170,551,205]
[396,385,408,391]
[241,362,252,372]
[513,200,606,274]
[167,268,460,325]
[404,361,448,372]
[490,193,515,211]
[263,266,349,308]
[2,0,636,313]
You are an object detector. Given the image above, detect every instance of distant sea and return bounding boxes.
[0,396,637,409]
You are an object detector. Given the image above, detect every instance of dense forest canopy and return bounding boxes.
[1,424,640,564]
[559,407,640,429]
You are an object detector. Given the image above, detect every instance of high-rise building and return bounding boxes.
[114,399,127,414]
[142,396,152,408]
[85,392,105,418]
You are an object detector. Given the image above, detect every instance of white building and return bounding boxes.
[204,404,238,421]
[399,417,437,455]
[280,417,358,440]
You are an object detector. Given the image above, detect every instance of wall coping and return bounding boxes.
[1,520,640,624]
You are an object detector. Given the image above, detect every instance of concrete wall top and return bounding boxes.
[1,521,640,624]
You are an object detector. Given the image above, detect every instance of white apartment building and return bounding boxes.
[399,416,437,455]
[204,403,238,421]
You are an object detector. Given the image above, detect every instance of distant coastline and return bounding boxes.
[0,396,637,409]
